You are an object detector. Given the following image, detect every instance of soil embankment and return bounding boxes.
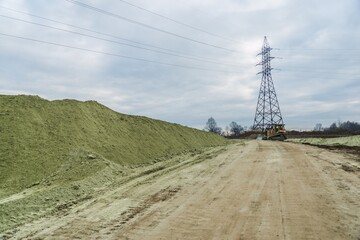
[0,95,225,233]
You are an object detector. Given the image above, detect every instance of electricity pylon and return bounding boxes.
[253,36,284,132]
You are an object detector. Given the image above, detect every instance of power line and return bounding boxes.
[278,65,359,72]
[117,0,235,42]
[0,14,242,67]
[0,32,243,73]
[277,65,360,72]
[0,6,233,62]
[275,69,359,77]
[0,6,172,51]
[280,48,360,51]
[279,56,360,61]
[275,74,358,81]
[279,51,360,56]
[64,0,239,53]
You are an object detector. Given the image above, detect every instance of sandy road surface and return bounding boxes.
[9,141,360,239]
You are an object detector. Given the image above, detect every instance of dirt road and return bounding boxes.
[9,141,360,239]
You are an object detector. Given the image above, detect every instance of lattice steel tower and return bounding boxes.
[253,36,284,132]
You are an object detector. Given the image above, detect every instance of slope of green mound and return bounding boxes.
[288,135,360,147]
[0,95,226,198]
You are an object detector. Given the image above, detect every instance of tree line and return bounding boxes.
[204,117,360,137]
[314,121,360,132]
[204,117,244,137]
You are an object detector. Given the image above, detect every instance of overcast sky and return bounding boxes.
[0,0,359,130]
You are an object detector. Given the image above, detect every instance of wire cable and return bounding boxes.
[0,14,242,67]
[276,69,359,77]
[64,0,239,52]
[0,32,243,73]
[116,0,235,42]
[280,48,360,51]
[0,6,173,52]
[0,6,234,62]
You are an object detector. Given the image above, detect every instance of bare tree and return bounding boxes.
[229,121,243,137]
[329,122,337,130]
[205,117,222,134]
[314,123,323,131]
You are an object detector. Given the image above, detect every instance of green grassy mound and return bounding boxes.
[287,135,360,147]
[0,95,226,198]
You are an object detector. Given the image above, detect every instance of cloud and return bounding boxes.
[0,0,359,130]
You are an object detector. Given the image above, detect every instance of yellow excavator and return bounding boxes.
[263,124,287,140]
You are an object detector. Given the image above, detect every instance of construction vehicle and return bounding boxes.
[263,124,287,140]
